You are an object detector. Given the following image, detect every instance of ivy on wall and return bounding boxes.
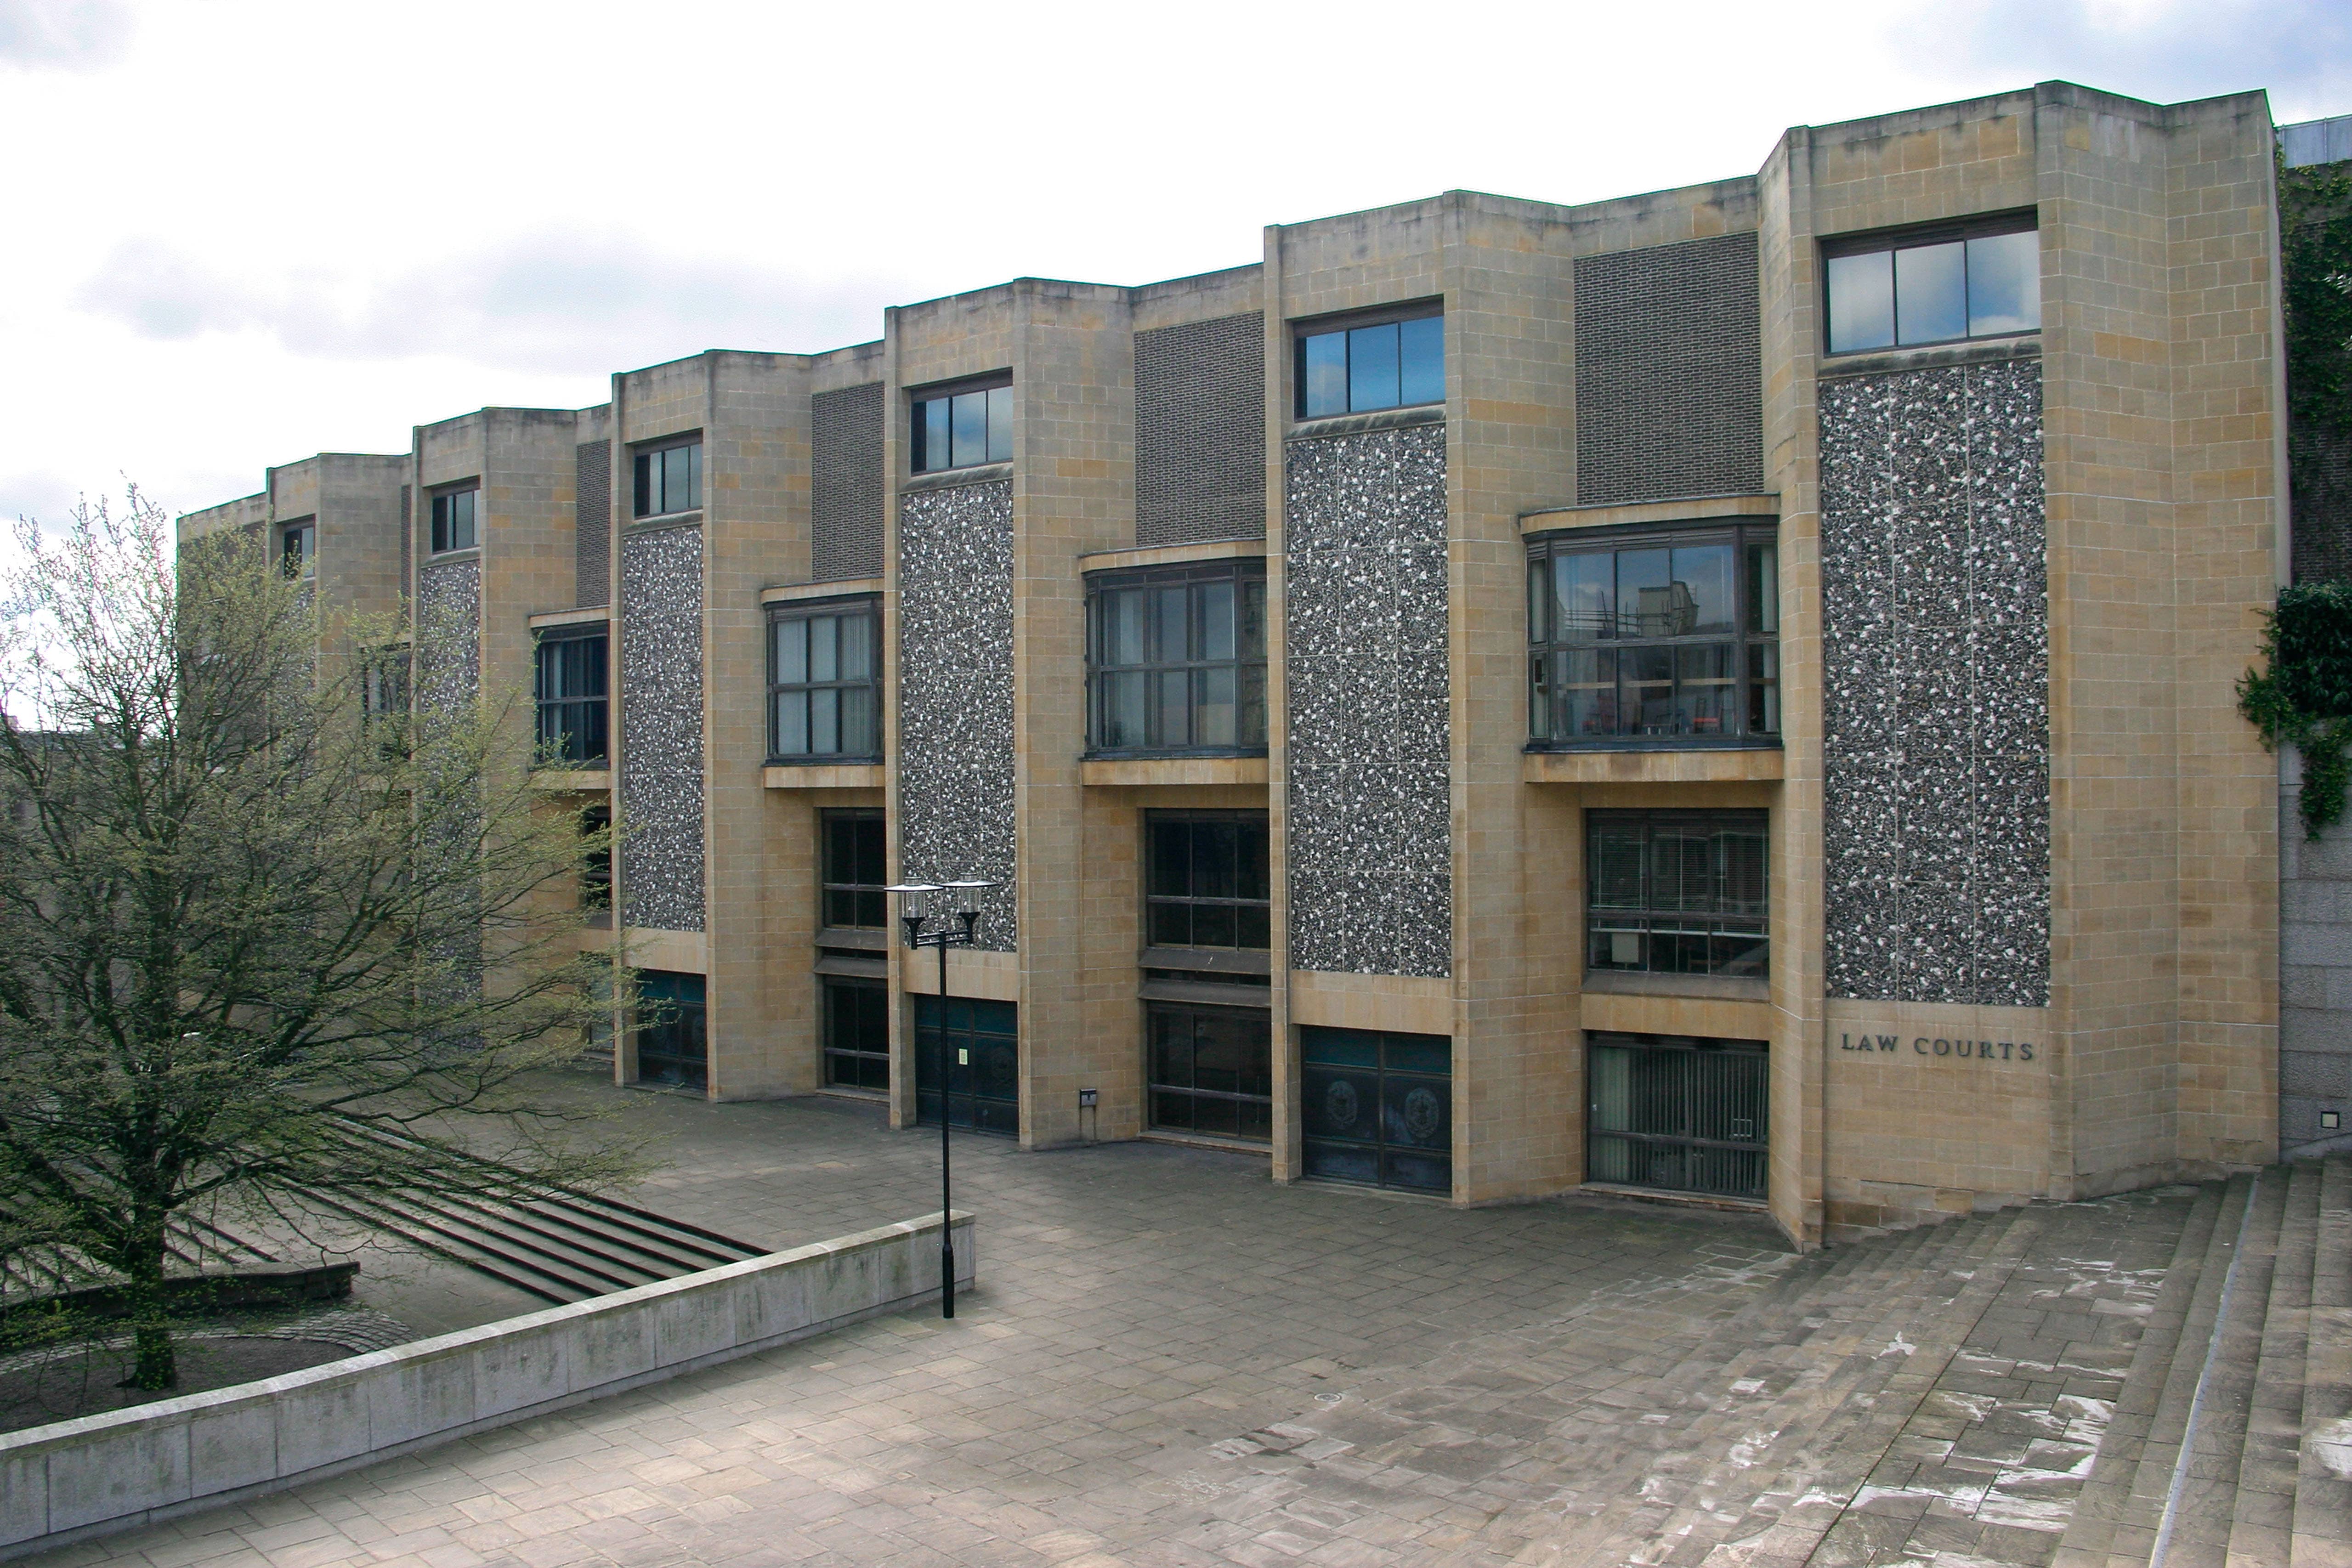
[2283,155,2352,445]
[2241,581,2352,837]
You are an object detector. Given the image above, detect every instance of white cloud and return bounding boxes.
[0,0,130,69]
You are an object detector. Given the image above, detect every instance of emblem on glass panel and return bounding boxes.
[1324,1080,1360,1131]
[1403,1087,1443,1143]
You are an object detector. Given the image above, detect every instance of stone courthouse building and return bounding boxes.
[183,82,2308,1248]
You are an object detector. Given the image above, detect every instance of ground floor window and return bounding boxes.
[1147,1003,1271,1141]
[1301,1027,1451,1193]
[824,977,889,1091]
[1587,1032,1767,1199]
[635,971,707,1090]
[914,996,1018,1135]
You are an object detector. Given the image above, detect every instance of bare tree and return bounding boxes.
[0,490,638,1391]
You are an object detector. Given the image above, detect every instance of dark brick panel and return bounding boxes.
[1135,312,1266,546]
[1575,234,1763,506]
[812,383,886,582]
[575,442,610,608]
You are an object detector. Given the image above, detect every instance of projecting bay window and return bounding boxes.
[533,628,608,766]
[1295,305,1444,419]
[632,437,701,519]
[911,378,1012,473]
[768,597,881,761]
[1824,215,2040,355]
[1088,561,1267,755]
[1586,809,1768,980]
[1527,523,1779,746]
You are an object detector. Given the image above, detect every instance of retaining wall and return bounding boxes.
[0,1211,975,1559]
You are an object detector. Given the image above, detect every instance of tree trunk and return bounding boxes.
[119,1226,177,1391]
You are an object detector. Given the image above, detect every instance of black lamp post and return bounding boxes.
[885,876,992,1320]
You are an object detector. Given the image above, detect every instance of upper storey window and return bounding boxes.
[633,437,701,518]
[1825,217,2039,355]
[430,487,476,553]
[1528,523,1779,746]
[769,595,881,761]
[1088,560,1268,755]
[281,521,315,579]
[533,628,609,766]
[911,380,1012,473]
[1295,307,1443,419]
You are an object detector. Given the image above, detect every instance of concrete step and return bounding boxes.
[2231,1161,2321,1568]
[2293,1154,2352,1568]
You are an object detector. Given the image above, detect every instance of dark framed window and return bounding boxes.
[769,596,880,760]
[1146,812,1270,949]
[1528,522,1779,746]
[1824,215,2039,355]
[580,804,612,915]
[1295,307,1443,419]
[281,521,315,579]
[914,996,1018,1134]
[430,487,477,553]
[911,380,1012,473]
[1586,809,1767,979]
[632,438,701,518]
[634,971,706,1090]
[823,977,889,1091]
[1587,1033,1767,1199]
[822,809,886,929]
[360,646,410,757]
[1301,1027,1451,1193]
[1088,560,1267,754]
[1148,1004,1271,1141]
[533,628,608,765]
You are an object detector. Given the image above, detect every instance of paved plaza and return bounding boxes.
[41,1092,2219,1568]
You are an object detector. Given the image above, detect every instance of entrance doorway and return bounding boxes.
[914,996,1019,1135]
[1300,1027,1452,1193]
[822,977,889,1091]
[1147,1003,1272,1140]
[1586,1032,1767,1199]
[634,971,707,1089]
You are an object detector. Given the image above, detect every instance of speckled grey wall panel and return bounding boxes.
[1283,424,1452,979]
[1135,312,1266,546]
[619,525,704,933]
[1575,234,1763,506]
[897,479,1016,951]
[415,557,479,713]
[1819,357,2048,1006]
[812,383,885,582]
[575,442,609,608]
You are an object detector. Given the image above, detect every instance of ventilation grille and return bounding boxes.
[1136,312,1266,546]
[812,383,885,582]
[576,441,610,607]
[1574,234,1763,506]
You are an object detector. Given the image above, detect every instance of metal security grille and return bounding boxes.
[1586,1032,1767,1199]
[1575,234,1763,506]
[812,382,885,581]
[1135,312,1265,546]
[575,442,609,607]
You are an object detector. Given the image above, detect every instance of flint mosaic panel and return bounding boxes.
[620,525,704,933]
[1820,358,2048,1006]
[898,479,1016,951]
[415,558,479,713]
[1283,424,1451,978]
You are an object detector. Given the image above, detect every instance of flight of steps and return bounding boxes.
[1506,1156,2348,1568]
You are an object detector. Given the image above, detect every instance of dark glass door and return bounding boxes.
[635,971,707,1089]
[1301,1027,1451,1193]
[914,996,1018,1136]
[823,977,889,1091]
[1147,1004,1272,1140]
[1587,1032,1768,1199]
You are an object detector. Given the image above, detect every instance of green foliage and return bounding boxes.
[2283,155,2352,529]
[2240,580,2352,836]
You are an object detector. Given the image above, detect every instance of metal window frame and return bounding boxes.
[766,594,883,763]
[1143,999,1274,1143]
[819,807,888,931]
[630,435,703,519]
[1084,559,1269,758]
[821,974,890,1092]
[1141,809,1272,953]
[907,371,1014,475]
[428,484,479,554]
[531,624,609,766]
[1818,209,2040,356]
[1525,520,1780,751]
[1290,299,1445,419]
[1583,808,1769,981]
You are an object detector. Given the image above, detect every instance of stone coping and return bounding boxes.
[0,1212,975,1560]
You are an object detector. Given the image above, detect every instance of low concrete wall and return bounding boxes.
[0,1211,974,1560]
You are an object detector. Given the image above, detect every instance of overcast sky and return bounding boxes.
[3,0,2346,531]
